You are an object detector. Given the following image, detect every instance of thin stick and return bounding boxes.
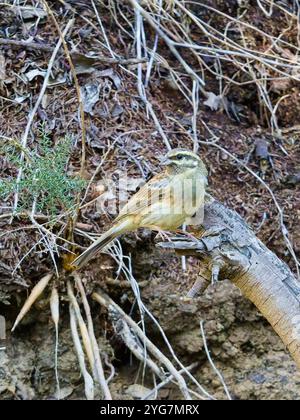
[143,362,200,400]
[0,38,147,64]
[115,317,163,379]
[200,320,232,400]
[107,243,213,399]
[134,2,172,151]
[0,38,53,51]
[126,0,204,85]
[74,273,112,400]
[28,210,60,277]
[91,0,116,58]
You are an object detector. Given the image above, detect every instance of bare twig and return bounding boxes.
[0,38,53,51]
[0,38,147,64]
[106,241,213,399]
[143,362,200,400]
[200,320,232,400]
[134,3,172,151]
[116,318,164,379]
[126,0,204,85]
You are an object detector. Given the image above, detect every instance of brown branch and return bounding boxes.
[159,196,300,368]
[0,38,53,52]
[0,38,147,65]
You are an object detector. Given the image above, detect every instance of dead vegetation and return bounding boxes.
[0,0,300,400]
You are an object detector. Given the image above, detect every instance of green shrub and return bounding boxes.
[0,127,85,215]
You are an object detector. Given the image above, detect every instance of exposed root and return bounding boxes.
[67,281,95,373]
[69,304,94,400]
[74,273,112,400]
[93,289,201,400]
[12,273,53,332]
[50,286,60,399]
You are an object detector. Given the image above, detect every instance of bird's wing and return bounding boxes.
[116,173,171,220]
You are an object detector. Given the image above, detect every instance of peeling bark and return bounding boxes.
[159,196,300,368]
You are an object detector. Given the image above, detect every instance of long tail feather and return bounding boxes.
[72,219,131,269]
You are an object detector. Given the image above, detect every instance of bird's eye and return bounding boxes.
[177,155,183,160]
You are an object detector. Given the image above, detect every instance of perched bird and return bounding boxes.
[73,149,208,269]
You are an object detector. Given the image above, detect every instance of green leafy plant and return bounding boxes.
[0,127,85,215]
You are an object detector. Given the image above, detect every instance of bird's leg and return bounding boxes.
[184,276,210,300]
[153,227,173,242]
[134,232,141,242]
[210,257,225,284]
[175,229,198,241]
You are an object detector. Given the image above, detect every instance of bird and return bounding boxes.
[72,149,208,269]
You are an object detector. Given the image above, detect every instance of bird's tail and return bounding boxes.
[72,218,131,269]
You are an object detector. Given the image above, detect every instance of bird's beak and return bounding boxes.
[161,157,172,166]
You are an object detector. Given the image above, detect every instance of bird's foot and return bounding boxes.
[154,229,173,242]
[175,229,197,242]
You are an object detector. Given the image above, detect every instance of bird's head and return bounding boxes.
[161,149,208,176]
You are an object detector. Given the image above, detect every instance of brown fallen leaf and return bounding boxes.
[11,5,47,20]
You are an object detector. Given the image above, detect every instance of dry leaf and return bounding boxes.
[54,387,74,400]
[72,52,122,87]
[81,83,100,115]
[41,93,49,109]
[14,94,30,103]
[12,273,53,331]
[98,68,121,89]
[24,68,46,82]
[270,79,290,93]
[72,52,98,75]
[278,47,298,63]
[48,74,67,87]
[125,384,152,399]
[11,5,47,20]
[95,180,117,215]
[111,103,124,118]
[204,92,223,111]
